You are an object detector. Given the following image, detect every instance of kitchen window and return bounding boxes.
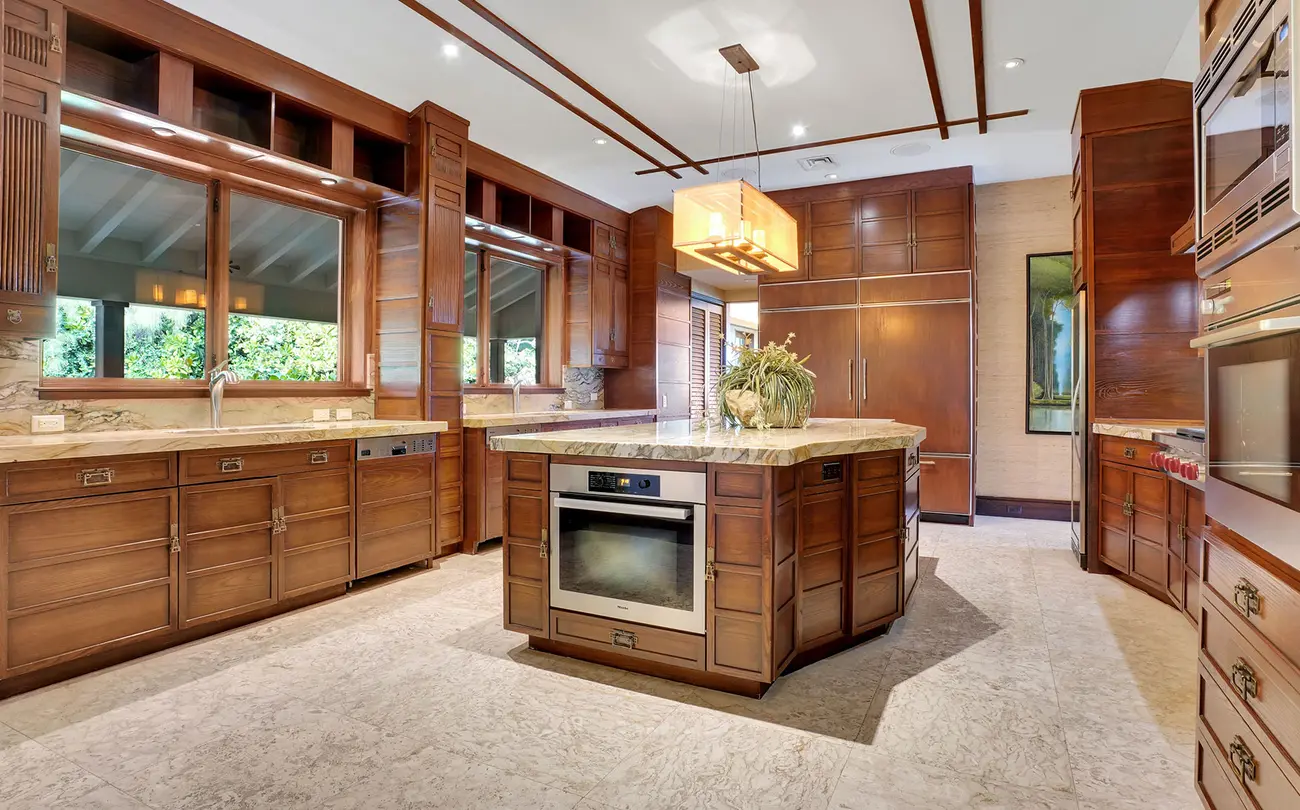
[40,146,365,398]
[462,248,546,387]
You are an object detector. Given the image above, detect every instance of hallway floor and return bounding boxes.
[0,518,1198,809]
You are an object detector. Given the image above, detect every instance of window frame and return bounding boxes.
[39,140,370,400]
[462,244,559,392]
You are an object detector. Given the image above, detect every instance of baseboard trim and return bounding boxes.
[921,512,970,525]
[975,496,1071,522]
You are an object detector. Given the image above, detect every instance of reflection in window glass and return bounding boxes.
[487,256,542,385]
[43,149,207,379]
[226,193,341,381]
[462,249,478,385]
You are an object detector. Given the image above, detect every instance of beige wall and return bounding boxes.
[975,176,1073,501]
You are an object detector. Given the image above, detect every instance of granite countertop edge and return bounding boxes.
[462,409,658,428]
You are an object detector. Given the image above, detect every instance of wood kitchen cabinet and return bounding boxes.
[1098,449,1172,599]
[757,307,858,418]
[355,453,436,578]
[1168,479,1205,624]
[179,477,278,629]
[569,221,628,369]
[3,0,65,83]
[501,452,549,636]
[1,488,177,677]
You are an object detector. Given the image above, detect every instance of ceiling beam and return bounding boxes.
[248,218,327,278]
[77,172,164,253]
[969,0,988,134]
[59,152,92,194]
[908,0,949,139]
[634,109,1029,176]
[392,0,684,179]
[229,205,282,251]
[142,200,206,264]
[453,0,708,176]
[290,244,339,284]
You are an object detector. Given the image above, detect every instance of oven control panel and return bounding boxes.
[588,470,661,498]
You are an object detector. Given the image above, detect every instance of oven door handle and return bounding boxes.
[553,496,692,521]
[1190,316,1300,348]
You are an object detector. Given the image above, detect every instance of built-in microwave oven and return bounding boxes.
[1193,0,1298,276]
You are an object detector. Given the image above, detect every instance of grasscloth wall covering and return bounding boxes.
[974,177,1072,501]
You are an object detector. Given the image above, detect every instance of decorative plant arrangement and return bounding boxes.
[717,333,817,429]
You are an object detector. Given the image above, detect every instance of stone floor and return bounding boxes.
[0,517,1199,809]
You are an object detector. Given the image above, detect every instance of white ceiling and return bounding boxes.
[165,0,1198,213]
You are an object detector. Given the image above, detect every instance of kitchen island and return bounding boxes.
[491,418,925,697]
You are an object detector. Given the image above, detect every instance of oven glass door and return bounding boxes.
[1208,330,1300,510]
[551,494,704,633]
[1200,11,1289,214]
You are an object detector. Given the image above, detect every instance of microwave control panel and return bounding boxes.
[588,470,661,498]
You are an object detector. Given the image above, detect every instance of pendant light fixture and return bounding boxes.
[672,44,799,276]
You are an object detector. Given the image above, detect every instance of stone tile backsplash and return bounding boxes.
[463,366,604,415]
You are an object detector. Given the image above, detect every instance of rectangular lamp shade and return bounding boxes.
[672,180,799,276]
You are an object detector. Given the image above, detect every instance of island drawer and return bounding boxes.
[1198,662,1300,809]
[550,609,705,671]
[1099,435,1160,470]
[180,441,353,484]
[1197,730,1249,810]
[1204,533,1300,673]
[0,453,177,505]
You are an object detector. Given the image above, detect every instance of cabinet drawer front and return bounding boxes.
[182,481,274,537]
[9,545,171,612]
[1205,535,1300,672]
[356,523,434,577]
[1099,435,1160,469]
[283,511,351,553]
[857,535,900,578]
[183,562,274,626]
[855,453,901,484]
[282,540,352,597]
[0,453,176,504]
[282,469,350,517]
[551,608,705,671]
[1202,596,1300,761]
[0,304,54,338]
[1199,665,1300,808]
[180,441,351,483]
[853,570,900,631]
[1198,732,1250,810]
[6,490,173,564]
[918,455,971,515]
[7,584,172,673]
[186,529,272,573]
[358,457,434,504]
[359,496,433,537]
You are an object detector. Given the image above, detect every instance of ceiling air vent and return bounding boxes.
[1260,178,1290,217]
[1196,235,1215,261]
[797,155,838,171]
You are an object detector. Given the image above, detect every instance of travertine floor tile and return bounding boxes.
[829,747,1078,809]
[0,722,142,810]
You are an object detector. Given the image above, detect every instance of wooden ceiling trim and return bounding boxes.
[969,0,988,134]
[61,0,409,141]
[454,0,707,176]
[908,0,950,140]
[394,0,683,179]
[633,109,1029,176]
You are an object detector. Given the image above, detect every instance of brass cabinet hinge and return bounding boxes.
[705,546,716,581]
[539,528,549,558]
[1122,493,1134,517]
[169,524,180,554]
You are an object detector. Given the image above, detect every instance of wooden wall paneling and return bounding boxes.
[502,453,549,636]
[706,464,774,682]
[3,0,64,83]
[0,67,60,326]
[373,196,424,420]
[1,487,177,677]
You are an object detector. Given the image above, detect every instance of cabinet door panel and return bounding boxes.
[1099,525,1131,573]
[860,217,909,245]
[592,258,612,355]
[1131,538,1166,590]
[809,247,857,279]
[918,456,971,516]
[913,186,967,214]
[180,479,277,628]
[612,264,628,356]
[859,301,971,454]
[774,203,808,282]
[861,243,910,277]
[281,469,353,596]
[860,192,910,221]
[503,454,549,636]
[759,308,857,417]
[0,70,60,316]
[912,237,968,273]
[3,0,65,83]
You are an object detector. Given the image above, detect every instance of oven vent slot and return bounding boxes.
[1214,220,1235,249]
[1260,179,1290,217]
[1196,235,1215,261]
[1232,0,1258,43]
[1195,69,1215,100]
[1235,205,1259,233]
[1209,39,1232,77]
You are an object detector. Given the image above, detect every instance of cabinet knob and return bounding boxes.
[1123,446,1137,459]
[1233,579,1262,617]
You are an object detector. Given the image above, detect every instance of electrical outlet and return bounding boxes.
[335,408,353,421]
[31,415,65,433]
[589,392,598,402]
[312,409,331,422]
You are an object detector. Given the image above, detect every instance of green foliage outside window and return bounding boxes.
[42,299,96,378]
[228,315,338,381]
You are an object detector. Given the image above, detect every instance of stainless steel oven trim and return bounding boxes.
[552,495,692,521]
[549,490,707,634]
[1191,315,1300,347]
[549,463,706,504]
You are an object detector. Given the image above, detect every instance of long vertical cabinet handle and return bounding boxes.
[848,359,853,401]
[862,359,868,402]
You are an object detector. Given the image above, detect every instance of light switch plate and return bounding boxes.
[312,409,331,422]
[31,415,65,433]
[335,408,353,421]
[590,392,598,402]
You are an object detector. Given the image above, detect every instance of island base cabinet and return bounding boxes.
[179,479,278,629]
[2,489,178,677]
[502,453,549,636]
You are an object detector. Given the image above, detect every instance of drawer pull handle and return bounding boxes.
[1231,660,1259,702]
[219,457,244,473]
[1234,579,1262,617]
[6,309,21,325]
[919,460,937,466]
[309,450,329,464]
[1123,446,1137,459]
[76,468,114,487]
[610,629,638,649]
[1122,494,1134,518]
[1229,736,1258,786]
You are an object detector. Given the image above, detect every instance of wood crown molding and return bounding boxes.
[469,142,629,230]
[908,0,949,139]
[62,0,409,141]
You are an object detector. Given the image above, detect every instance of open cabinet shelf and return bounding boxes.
[65,15,160,113]
[193,66,272,148]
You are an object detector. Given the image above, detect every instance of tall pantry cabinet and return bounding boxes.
[761,168,977,523]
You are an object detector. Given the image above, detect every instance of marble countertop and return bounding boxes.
[1092,422,1204,441]
[0,420,449,464]
[462,409,656,429]
[489,418,926,466]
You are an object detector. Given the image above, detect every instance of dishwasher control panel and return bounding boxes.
[588,470,660,498]
[357,434,437,460]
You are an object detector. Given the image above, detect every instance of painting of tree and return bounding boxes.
[1027,253,1075,434]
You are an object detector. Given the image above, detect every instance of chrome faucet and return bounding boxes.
[209,361,240,428]
[511,379,522,414]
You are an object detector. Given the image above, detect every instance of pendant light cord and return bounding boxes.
[748,73,762,190]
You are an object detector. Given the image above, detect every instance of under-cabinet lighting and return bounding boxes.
[151,126,176,137]
[320,177,339,186]
[543,247,555,252]
[471,225,487,231]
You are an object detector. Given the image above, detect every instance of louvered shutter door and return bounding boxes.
[689,306,707,420]
[706,309,725,417]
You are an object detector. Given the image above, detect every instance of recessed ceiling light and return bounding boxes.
[890,142,931,157]
[442,43,460,59]
[320,177,339,186]
[825,173,838,180]
[593,137,609,145]
[1003,58,1024,69]
[151,126,176,137]
[792,124,807,137]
